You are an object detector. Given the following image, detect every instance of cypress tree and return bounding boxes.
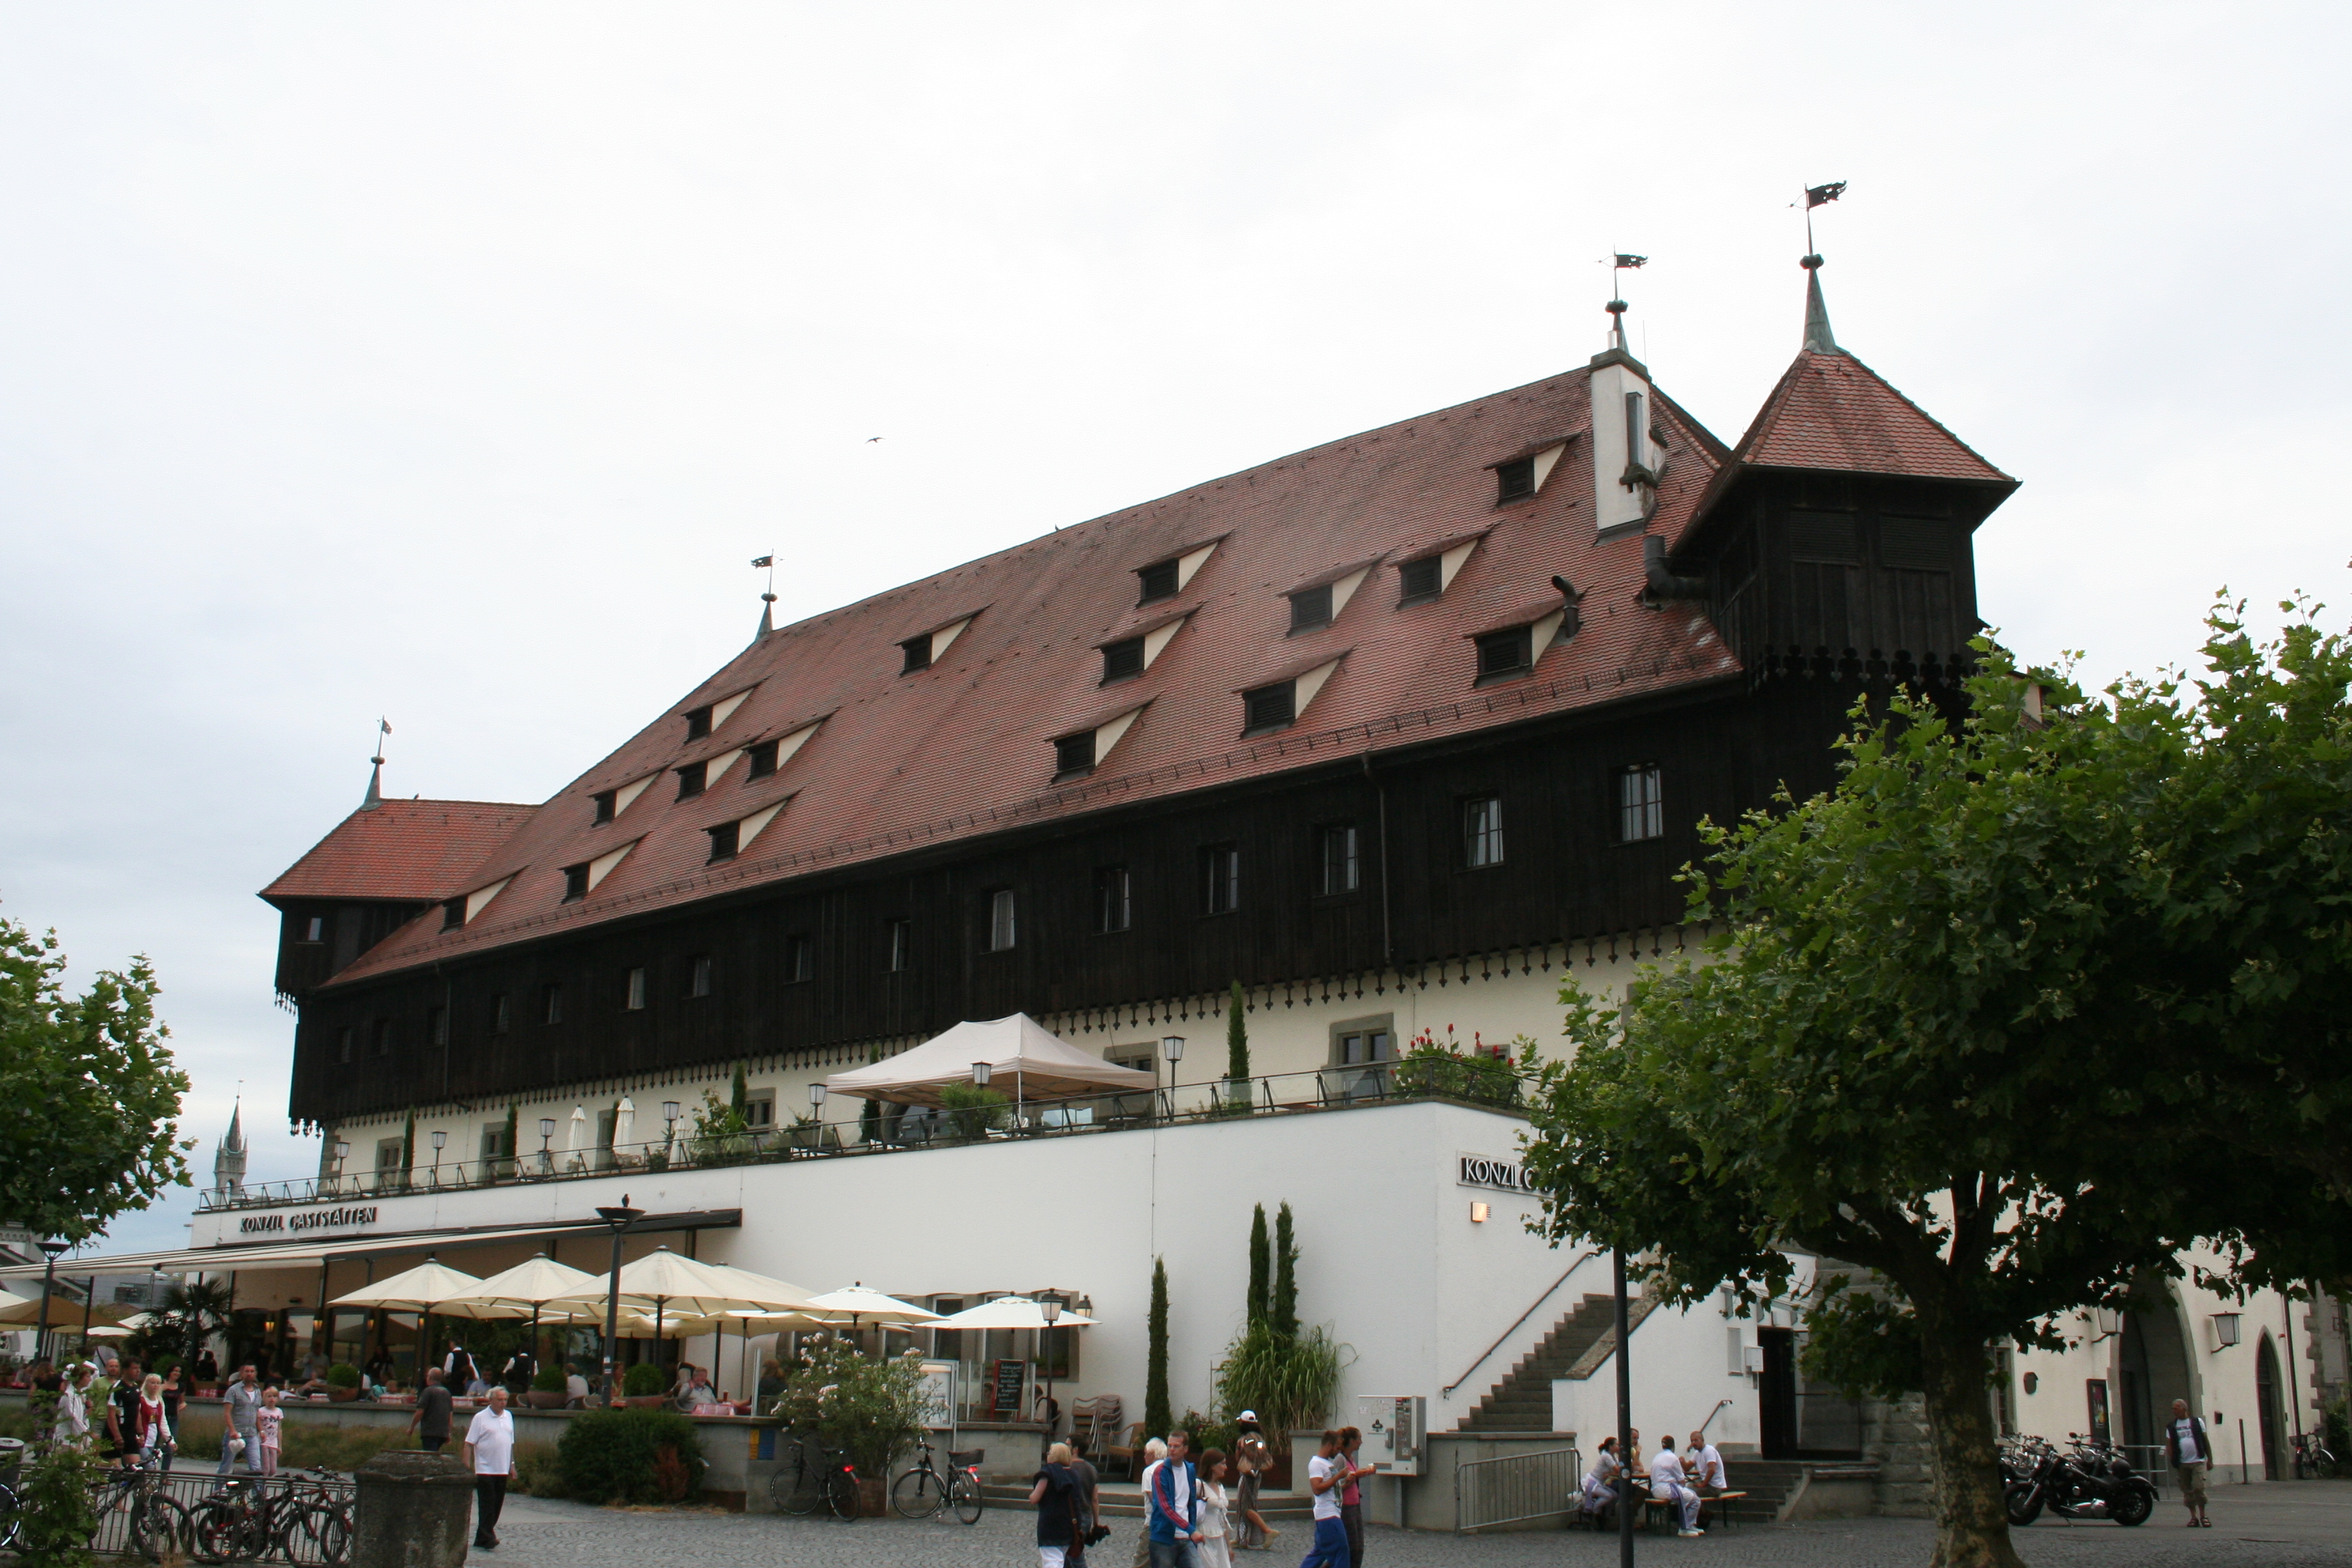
[1246,1205,1271,1325]
[400,1110,416,1177]
[1226,981,1251,1082]
[503,1103,519,1166]
[1272,1202,1299,1341]
[730,1062,749,1116]
[1145,1257,1173,1441]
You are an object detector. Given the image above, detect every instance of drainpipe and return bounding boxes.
[1360,754,1393,968]
[1643,535,1707,600]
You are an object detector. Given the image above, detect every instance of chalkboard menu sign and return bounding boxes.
[990,1358,1028,1416]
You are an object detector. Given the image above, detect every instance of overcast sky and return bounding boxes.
[3,3,2346,1258]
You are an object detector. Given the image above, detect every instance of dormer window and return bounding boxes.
[1136,559,1179,604]
[1397,557,1442,604]
[561,864,590,902]
[900,635,934,674]
[1496,457,1537,502]
[675,760,707,800]
[1243,681,1296,734]
[591,789,617,825]
[1101,636,1145,683]
[1288,584,1333,634]
[1475,627,1534,683]
[706,820,740,862]
[684,705,713,741]
[441,898,464,932]
[746,740,779,779]
[1055,732,1096,779]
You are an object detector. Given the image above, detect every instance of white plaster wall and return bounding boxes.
[1551,1293,1759,1452]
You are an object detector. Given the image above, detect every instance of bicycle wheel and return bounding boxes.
[301,1502,353,1567]
[824,1467,861,1521]
[189,1499,248,1564]
[771,1446,823,1517]
[949,1469,985,1525]
[890,1465,942,1519]
[131,1493,195,1564]
[0,1480,20,1554]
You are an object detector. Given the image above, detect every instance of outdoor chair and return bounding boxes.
[1104,1419,1144,1481]
[1081,1394,1124,1467]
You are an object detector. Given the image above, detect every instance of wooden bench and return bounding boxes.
[1704,1490,1749,1529]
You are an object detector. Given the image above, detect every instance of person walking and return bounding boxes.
[1130,1439,1167,1568]
[59,1363,94,1450]
[158,1367,184,1471]
[1028,1439,1087,1567]
[1230,1414,1277,1552]
[133,1373,174,1465]
[463,1386,517,1550]
[2166,1399,2214,1528]
[1336,1428,1375,1568]
[406,1367,454,1452]
[105,1358,144,1468]
[217,1365,263,1476]
[256,1387,284,1476]
[1298,1431,1349,1568]
[1147,1431,1203,1568]
[1066,1437,1101,1568]
[1648,1437,1703,1537]
[1194,1450,1232,1568]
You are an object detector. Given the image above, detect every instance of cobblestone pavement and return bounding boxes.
[483,1481,2352,1568]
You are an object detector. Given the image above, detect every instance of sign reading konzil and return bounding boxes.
[1456,1153,1536,1193]
[238,1205,378,1236]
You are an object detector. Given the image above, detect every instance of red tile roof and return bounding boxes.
[1730,348,2011,483]
[259,799,540,906]
[309,365,1751,988]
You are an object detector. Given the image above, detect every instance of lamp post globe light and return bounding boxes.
[429,1128,447,1183]
[539,1118,557,1173]
[1039,1292,1064,1460]
[595,1197,644,1407]
[1160,1036,1183,1117]
[33,1238,69,1365]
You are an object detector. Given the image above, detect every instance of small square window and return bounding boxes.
[1100,637,1145,683]
[900,635,934,674]
[1333,1024,1393,1066]
[1620,764,1664,843]
[1243,681,1296,734]
[1475,627,1534,682]
[783,932,813,983]
[624,967,647,1011]
[675,761,708,800]
[986,888,1017,953]
[1463,796,1505,868]
[561,864,589,902]
[1093,866,1131,934]
[689,956,713,998]
[1320,823,1360,895]
[1201,845,1240,915]
[1054,732,1096,779]
[746,740,780,780]
[1397,556,1443,604]
[1137,559,1179,604]
[542,983,564,1026]
[441,898,465,932]
[684,705,713,742]
[707,820,740,862]
[491,994,510,1034]
[886,919,913,974]
[743,1092,776,1128]
[336,1026,355,1065]
[1288,583,1333,634]
[1496,457,1537,502]
[429,1006,448,1047]
[591,789,617,825]
[301,915,327,944]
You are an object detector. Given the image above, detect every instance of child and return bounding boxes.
[256,1386,284,1476]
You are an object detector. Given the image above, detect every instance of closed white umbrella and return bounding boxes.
[566,1107,589,1171]
[615,1098,636,1155]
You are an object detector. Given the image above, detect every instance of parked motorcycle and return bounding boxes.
[2005,1433,2155,1526]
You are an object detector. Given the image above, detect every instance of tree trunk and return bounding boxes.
[1916,1316,2025,1568]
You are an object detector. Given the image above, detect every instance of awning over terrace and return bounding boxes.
[822,1013,1156,1106]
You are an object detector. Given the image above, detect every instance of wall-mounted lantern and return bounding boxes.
[2210,1311,2242,1350]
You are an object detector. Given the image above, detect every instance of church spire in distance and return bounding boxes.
[1799,180,1846,355]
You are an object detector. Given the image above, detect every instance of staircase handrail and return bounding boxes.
[1441,1246,1603,1398]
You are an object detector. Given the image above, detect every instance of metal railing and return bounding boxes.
[1455,1443,1580,1533]
[199,1059,1535,1212]
[70,1464,354,1564]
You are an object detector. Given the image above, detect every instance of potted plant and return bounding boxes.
[936,1082,1009,1143]
[774,1338,928,1515]
[527,1365,570,1409]
[324,1363,363,1403]
[621,1362,670,1409]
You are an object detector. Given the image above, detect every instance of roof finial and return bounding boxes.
[361,717,391,811]
[1605,252,1646,352]
[1798,181,1846,355]
[751,555,778,642]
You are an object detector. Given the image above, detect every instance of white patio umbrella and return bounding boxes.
[328,1258,524,1381]
[546,1246,796,1345]
[444,1254,612,1368]
[803,1284,940,1327]
[926,1296,1097,1330]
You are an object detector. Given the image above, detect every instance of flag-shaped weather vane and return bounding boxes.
[751,555,779,640]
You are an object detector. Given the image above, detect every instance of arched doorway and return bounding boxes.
[2256,1335,2284,1480]
[2119,1288,2196,1458]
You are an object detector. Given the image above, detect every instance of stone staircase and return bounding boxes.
[1456,1292,1659,1434]
[1720,1458,1806,1521]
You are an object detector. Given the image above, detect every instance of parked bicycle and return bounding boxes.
[2292,1431,2340,1480]
[189,1470,351,1563]
[769,1434,862,1520]
[890,1435,985,1523]
[89,1450,193,1563]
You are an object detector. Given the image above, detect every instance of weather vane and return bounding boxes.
[1601,252,1647,348]
[1798,181,1846,265]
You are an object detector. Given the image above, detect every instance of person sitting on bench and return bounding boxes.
[1649,1438,1703,1537]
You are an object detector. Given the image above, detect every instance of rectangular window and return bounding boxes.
[441,898,464,931]
[336,1026,356,1064]
[1625,392,1647,473]
[1288,583,1333,633]
[1463,796,1505,868]
[1620,764,1664,843]
[302,915,327,944]
[481,1123,512,1160]
[1093,866,1131,934]
[1495,456,1536,502]
[375,1138,404,1173]
[1397,555,1442,604]
[429,1007,448,1047]
[675,761,708,800]
[1334,1025,1393,1066]
[706,819,740,862]
[591,789,617,825]
[689,956,714,998]
[1054,732,1096,778]
[624,967,647,1011]
[900,635,934,674]
[1201,845,1241,915]
[1319,823,1360,895]
[886,919,913,974]
[491,994,510,1034]
[684,705,714,741]
[745,739,780,779]
[542,983,564,1026]
[1243,681,1296,734]
[783,932,813,983]
[1100,636,1145,683]
[1136,558,1179,604]
[561,864,589,902]
[1475,626,1533,682]
[986,888,1017,952]
[742,1092,775,1128]
[372,1019,393,1058]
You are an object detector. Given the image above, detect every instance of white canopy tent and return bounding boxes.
[821,1014,1156,1108]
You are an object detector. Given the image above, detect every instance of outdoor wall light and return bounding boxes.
[972,1061,993,1088]
[808,1083,828,1107]
[1469,1202,1490,1224]
[2022,1372,2039,1395]
[2211,1311,2242,1348]
[1161,1035,1185,1063]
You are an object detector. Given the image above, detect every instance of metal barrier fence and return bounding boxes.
[1454,1444,1580,1533]
[66,1463,355,1565]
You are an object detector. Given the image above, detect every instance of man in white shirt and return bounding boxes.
[1298,1430,1350,1567]
[2164,1399,2212,1528]
[462,1386,517,1550]
[1650,1439,1703,1537]
[1686,1430,1728,1492]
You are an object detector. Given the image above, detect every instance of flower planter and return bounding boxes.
[855,1477,887,1517]
[525,1390,567,1409]
[326,1386,361,1403]
[623,1394,670,1409]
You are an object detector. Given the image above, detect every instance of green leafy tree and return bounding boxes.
[1246,1205,1270,1326]
[1226,981,1251,1081]
[1271,1203,1298,1342]
[1145,1257,1171,1441]
[0,919,189,1241]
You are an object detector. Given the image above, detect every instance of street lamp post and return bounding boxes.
[538,1118,557,1175]
[970,1062,992,1141]
[1039,1292,1064,1461]
[1160,1035,1184,1119]
[662,1102,681,1164]
[595,1197,644,1408]
[33,1239,69,1365]
[331,1141,350,1194]
[808,1083,826,1152]
[429,1130,446,1186]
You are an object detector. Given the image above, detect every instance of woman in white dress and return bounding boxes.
[1194,1449,1233,1568]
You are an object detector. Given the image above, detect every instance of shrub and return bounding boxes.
[1213,1320,1350,1449]
[2325,1396,2349,1465]
[511,1440,565,1498]
[281,1422,419,1473]
[622,1362,667,1397]
[1177,1408,1237,1464]
[935,1081,1009,1139]
[18,1394,99,1567]
[773,1335,927,1478]
[556,1409,703,1505]
[325,1363,361,1390]
[1390,1028,1532,1107]
[532,1365,568,1394]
